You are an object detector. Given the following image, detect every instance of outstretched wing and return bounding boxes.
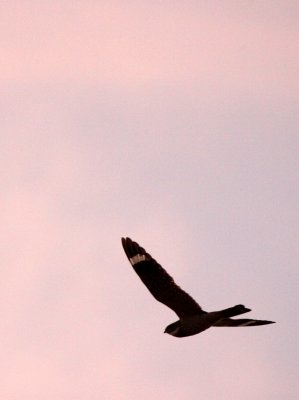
[122,237,205,318]
[213,318,275,327]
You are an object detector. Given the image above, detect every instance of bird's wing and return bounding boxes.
[121,237,205,318]
[213,318,275,327]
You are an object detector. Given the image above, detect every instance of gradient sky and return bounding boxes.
[1,2,298,399]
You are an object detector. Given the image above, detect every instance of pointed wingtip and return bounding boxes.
[256,320,276,326]
[121,236,132,242]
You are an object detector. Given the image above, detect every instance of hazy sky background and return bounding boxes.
[1,1,298,399]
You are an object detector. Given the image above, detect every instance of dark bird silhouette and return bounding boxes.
[122,237,275,338]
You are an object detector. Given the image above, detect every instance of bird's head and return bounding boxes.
[164,321,181,336]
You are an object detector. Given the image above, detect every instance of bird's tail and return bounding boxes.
[213,318,275,327]
[218,304,251,318]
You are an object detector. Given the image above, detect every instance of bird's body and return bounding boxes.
[165,306,251,337]
[121,237,275,338]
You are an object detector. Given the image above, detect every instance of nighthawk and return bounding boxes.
[122,237,275,338]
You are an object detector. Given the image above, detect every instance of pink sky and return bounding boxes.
[1,2,298,399]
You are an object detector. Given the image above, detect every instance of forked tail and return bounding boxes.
[219,304,251,318]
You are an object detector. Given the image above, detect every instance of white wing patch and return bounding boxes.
[129,254,147,266]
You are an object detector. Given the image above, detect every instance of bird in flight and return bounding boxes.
[121,237,275,338]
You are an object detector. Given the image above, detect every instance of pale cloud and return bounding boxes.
[0,1,297,96]
[1,1,298,399]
